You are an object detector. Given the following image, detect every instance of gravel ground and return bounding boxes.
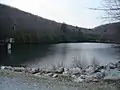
[0,69,120,90]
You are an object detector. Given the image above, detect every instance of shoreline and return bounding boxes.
[1,61,120,83]
[0,69,120,90]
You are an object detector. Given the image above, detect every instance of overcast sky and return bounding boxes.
[0,0,107,28]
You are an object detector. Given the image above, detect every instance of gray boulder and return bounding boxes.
[29,68,40,74]
[44,73,54,77]
[0,66,5,70]
[72,77,83,83]
[52,74,58,78]
[106,63,116,70]
[116,61,120,70]
[0,66,13,70]
[67,67,81,75]
[54,67,64,74]
[62,68,70,75]
[46,67,64,74]
[85,66,95,75]
[104,69,120,80]
[80,75,99,82]
[13,67,25,72]
[92,72,105,79]
[94,65,105,73]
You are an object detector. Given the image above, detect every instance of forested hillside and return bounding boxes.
[0,3,94,43]
[1,3,119,44]
[93,22,120,43]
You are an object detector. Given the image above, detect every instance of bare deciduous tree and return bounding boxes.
[103,0,120,21]
[90,0,120,21]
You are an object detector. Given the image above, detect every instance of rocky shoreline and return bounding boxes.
[1,61,120,83]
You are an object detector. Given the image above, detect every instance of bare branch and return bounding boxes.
[100,0,120,21]
[89,8,120,11]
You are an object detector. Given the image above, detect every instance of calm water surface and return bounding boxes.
[0,43,120,68]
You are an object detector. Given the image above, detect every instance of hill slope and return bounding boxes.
[93,22,120,43]
[0,3,90,43]
[2,3,119,44]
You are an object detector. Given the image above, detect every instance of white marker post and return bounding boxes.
[7,38,14,54]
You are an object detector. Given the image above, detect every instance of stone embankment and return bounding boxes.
[1,61,120,83]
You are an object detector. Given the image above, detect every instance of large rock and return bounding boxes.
[13,67,25,72]
[44,73,54,77]
[106,63,116,70]
[94,65,105,73]
[54,67,64,74]
[104,69,120,80]
[67,67,81,75]
[0,66,26,72]
[29,68,40,74]
[116,61,120,70]
[52,74,58,78]
[80,75,88,79]
[92,72,105,79]
[62,68,70,75]
[85,66,95,75]
[72,77,83,83]
[0,66,13,70]
[46,67,64,74]
[80,75,99,82]
[0,66,5,69]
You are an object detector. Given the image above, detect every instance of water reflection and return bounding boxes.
[0,43,120,68]
[26,43,120,68]
[0,45,9,65]
[0,44,53,66]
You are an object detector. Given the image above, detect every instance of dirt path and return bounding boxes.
[0,70,120,90]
